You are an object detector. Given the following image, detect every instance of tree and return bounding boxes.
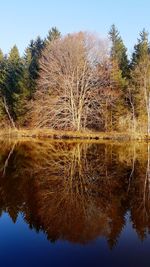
[109,24,129,78]
[108,60,128,131]
[130,29,150,134]
[108,25,129,131]
[23,36,45,97]
[6,46,24,124]
[0,55,9,126]
[0,46,24,127]
[29,32,109,131]
[0,49,3,62]
[130,29,150,68]
[46,27,61,43]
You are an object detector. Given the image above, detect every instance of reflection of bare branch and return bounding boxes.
[127,145,136,192]
[0,140,150,245]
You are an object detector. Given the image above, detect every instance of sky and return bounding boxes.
[0,0,150,55]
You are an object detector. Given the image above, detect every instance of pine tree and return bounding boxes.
[0,49,3,62]
[23,36,45,96]
[46,27,61,43]
[0,54,8,126]
[130,28,150,68]
[130,29,150,133]
[108,25,129,131]
[109,24,129,78]
[0,45,24,126]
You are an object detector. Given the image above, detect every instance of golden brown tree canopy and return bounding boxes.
[29,32,112,130]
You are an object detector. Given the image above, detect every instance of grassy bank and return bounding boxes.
[0,128,149,141]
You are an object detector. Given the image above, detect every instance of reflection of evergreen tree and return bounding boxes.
[0,141,149,247]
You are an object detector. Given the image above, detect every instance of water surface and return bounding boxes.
[0,140,150,266]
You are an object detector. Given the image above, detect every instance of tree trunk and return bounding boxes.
[3,97,16,129]
[148,92,150,136]
[105,99,108,131]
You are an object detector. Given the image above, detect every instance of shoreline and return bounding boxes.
[0,129,149,141]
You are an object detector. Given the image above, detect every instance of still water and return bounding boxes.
[0,139,150,266]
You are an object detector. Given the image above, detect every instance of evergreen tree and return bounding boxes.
[130,28,150,68]
[130,29,150,133]
[23,36,45,96]
[109,60,128,131]
[46,27,61,43]
[7,45,23,117]
[0,54,8,125]
[0,45,24,125]
[109,24,129,78]
[0,49,3,62]
[108,25,129,131]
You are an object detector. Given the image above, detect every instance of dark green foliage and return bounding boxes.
[109,24,129,78]
[0,46,24,122]
[130,29,150,69]
[0,55,7,121]
[129,29,150,132]
[0,28,61,127]
[0,49,3,62]
[46,27,61,43]
[23,36,45,96]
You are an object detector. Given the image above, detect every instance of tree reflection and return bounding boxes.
[0,140,149,248]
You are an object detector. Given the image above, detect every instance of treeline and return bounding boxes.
[0,27,61,128]
[0,25,150,133]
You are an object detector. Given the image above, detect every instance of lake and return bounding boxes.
[0,139,150,267]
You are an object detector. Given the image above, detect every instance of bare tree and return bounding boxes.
[29,32,110,131]
[3,97,16,129]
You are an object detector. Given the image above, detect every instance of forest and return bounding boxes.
[0,25,150,135]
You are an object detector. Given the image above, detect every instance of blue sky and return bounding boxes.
[0,0,150,55]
